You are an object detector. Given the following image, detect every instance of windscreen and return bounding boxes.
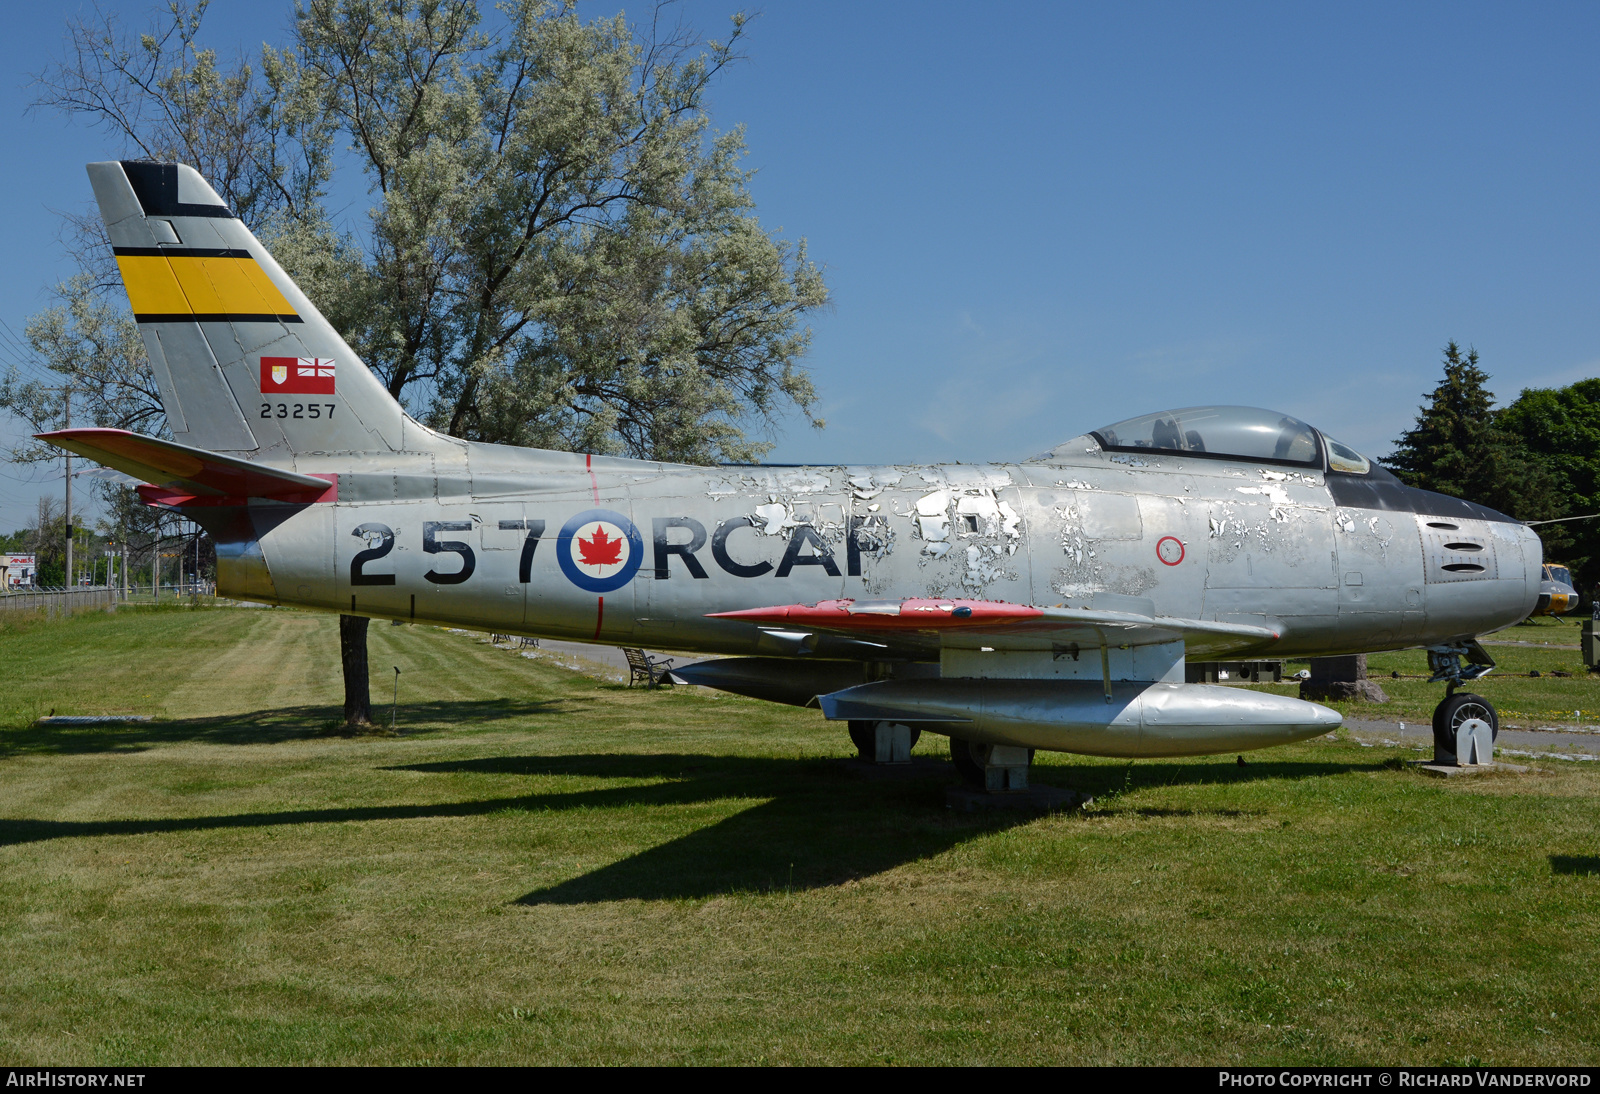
[1324,435,1372,475]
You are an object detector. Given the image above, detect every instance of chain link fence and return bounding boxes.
[0,583,216,614]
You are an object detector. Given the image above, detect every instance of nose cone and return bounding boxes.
[1402,488,1544,633]
[1307,700,1343,730]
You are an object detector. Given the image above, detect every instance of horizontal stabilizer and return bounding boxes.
[36,428,333,503]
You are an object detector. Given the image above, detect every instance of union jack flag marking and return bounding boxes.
[261,356,336,395]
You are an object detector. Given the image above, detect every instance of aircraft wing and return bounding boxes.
[708,596,1279,659]
[36,428,333,503]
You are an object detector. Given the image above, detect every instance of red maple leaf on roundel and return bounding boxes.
[577,525,624,570]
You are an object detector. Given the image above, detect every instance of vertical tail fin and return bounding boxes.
[87,160,421,460]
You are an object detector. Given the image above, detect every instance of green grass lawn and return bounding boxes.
[1,604,1598,1064]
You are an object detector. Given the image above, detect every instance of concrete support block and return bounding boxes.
[984,745,1031,791]
[873,722,912,765]
[1300,654,1388,703]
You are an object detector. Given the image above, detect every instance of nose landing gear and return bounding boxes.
[1432,692,1499,757]
[1426,642,1500,761]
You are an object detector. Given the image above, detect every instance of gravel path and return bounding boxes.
[1345,717,1600,760]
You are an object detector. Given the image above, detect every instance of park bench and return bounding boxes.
[624,647,674,688]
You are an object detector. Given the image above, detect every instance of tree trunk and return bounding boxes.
[340,613,374,727]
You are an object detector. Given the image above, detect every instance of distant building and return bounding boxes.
[2,554,37,588]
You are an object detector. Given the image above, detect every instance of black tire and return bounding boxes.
[948,737,1033,787]
[1432,692,1499,753]
[949,736,986,786]
[848,721,922,760]
[847,720,874,760]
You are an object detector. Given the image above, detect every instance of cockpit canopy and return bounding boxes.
[1092,406,1320,466]
[1029,405,1372,473]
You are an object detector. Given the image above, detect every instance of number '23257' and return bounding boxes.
[261,403,336,419]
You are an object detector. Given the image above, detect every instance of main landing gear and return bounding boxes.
[1427,643,1500,763]
[848,720,921,764]
[949,737,1035,791]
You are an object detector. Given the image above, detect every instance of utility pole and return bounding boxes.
[63,390,72,588]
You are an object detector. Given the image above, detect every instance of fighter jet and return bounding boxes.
[41,161,1541,789]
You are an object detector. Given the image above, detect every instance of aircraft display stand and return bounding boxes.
[840,720,945,778]
[1412,717,1526,776]
[944,738,1092,812]
[845,720,922,764]
[1410,650,1524,776]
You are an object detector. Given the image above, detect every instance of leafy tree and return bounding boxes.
[1385,342,1565,527]
[15,0,828,726]
[0,275,165,463]
[1500,378,1600,594]
[22,0,827,463]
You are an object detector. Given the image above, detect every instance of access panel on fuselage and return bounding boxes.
[1203,478,1338,645]
[1333,508,1426,647]
[472,501,535,630]
[851,466,1034,605]
[637,467,849,645]
[1012,484,1202,618]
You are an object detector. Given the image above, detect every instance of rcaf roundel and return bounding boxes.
[260,356,336,395]
[556,509,643,593]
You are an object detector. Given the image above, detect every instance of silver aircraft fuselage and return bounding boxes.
[234,432,1538,681]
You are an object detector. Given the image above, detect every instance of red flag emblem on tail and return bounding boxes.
[260,357,335,395]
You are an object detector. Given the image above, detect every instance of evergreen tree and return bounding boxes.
[1385,342,1565,527]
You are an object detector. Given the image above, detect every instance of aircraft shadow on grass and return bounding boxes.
[1549,855,1600,876]
[0,748,1382,902]
[0,697,599,756]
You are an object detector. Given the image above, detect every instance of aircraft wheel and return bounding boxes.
[1432,693,1499,753]
[949,737,986,785]
[848,720,921,760]
[948,737,1034,787]
[847,720,875,759]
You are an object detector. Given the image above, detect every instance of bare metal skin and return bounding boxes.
[44,162,1539,763]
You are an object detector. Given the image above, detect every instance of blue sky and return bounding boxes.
[1,1,1597,529]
